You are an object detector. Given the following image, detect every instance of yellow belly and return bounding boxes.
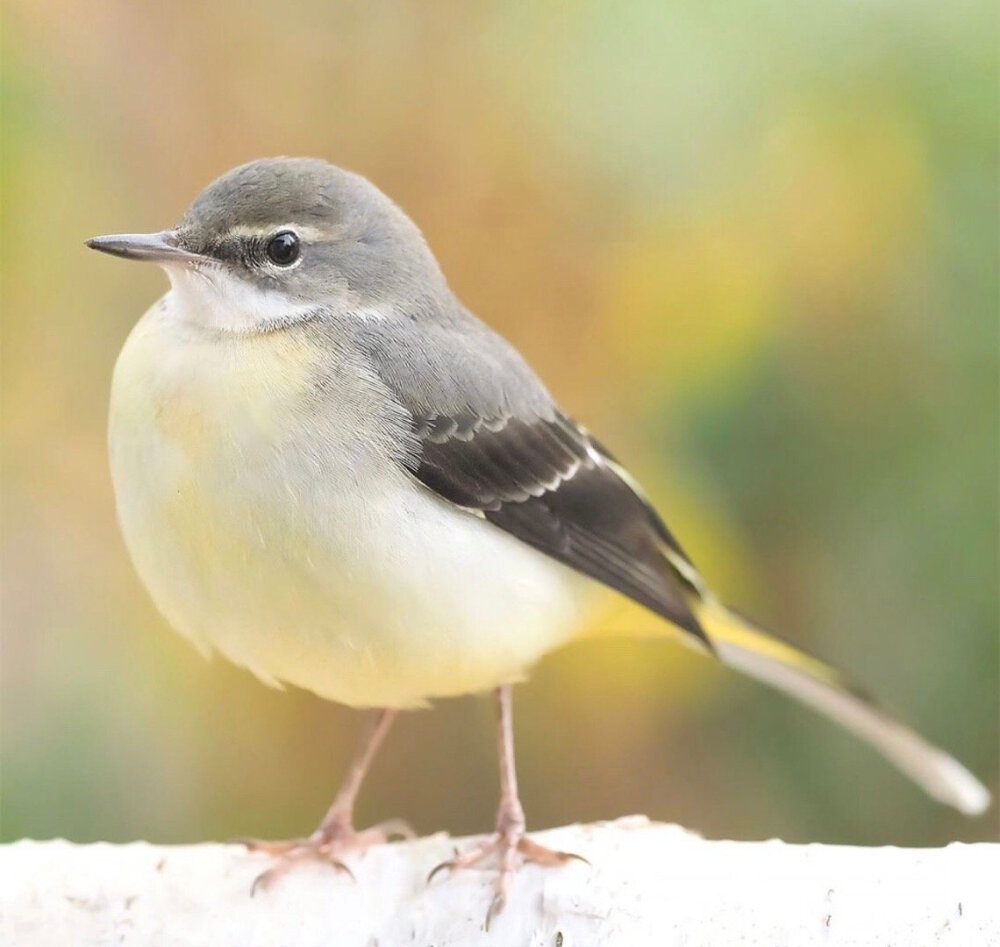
[109,298,589,707]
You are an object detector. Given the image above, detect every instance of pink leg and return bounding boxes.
[429,686,586,928]
[242,708,413,891]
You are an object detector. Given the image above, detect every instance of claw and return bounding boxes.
[427,845,464,884]
[250,870,267,898]
[426,830,586,927]
[248,845,354,896]
[427,859,451,885]
[369,818,416,842]
[238,817,409,893]
[519,836,590,868]
[485,892,506,931]
[331,859,355,883]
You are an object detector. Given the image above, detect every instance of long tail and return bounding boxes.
[694,598,990,815]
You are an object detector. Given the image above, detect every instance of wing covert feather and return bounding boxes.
[353,308,709,645]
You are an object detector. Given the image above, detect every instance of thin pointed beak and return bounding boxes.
[85,230,205,264]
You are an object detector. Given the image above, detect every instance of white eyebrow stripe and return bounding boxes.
[223,223,327,241]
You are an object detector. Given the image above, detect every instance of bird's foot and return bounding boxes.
[239,817,415,893]
[428,822,587,929]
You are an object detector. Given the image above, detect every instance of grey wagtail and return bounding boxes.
[88,157,989,922]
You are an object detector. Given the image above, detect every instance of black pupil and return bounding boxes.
[266,231,299,266]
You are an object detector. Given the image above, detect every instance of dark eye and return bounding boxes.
[266,230,300,266]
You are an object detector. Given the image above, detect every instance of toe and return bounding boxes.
[427,842,488,883]
[237,836,309,856]
[517,836,589,867]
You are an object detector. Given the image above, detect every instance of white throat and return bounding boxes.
[164,264,316,333]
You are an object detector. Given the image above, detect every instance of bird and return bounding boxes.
[88,157,990,923]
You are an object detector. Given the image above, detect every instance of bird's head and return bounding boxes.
[87,157,444,332]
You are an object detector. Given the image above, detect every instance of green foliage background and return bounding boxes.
[2,1,997,846]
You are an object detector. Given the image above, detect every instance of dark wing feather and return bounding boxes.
[349,303,709,649]
[411,410,711,648]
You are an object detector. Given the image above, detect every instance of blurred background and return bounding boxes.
[2,1,997,848]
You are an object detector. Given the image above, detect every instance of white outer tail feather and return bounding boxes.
[698,600,991,816]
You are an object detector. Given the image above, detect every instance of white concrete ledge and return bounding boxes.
[1,817,998,946]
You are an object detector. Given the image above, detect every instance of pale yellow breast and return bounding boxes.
[108,295,589,707]
[109,297,333,658]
